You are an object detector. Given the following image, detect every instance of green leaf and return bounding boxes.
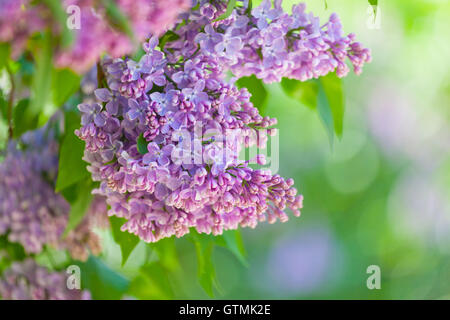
[12,99,39,138]
[216,229,248,267]
[56,112,89,192]
[317,80,335,148]
[29,32,53,117]
[236,75,268,115]
[159,30,180,49]
[62,178,94,237]
[281,78,319,110]
[281,73,344,146]
[132,47,146,61]
[319,73,344,138]
[52,68,81,107]
[42,0,74,48]
[79,256,129,300]
[189,231,218,297]
[101,0,135,41]
[149,237,179,272]
[0,235,26,274]
[137,133,149,155]
[214,0,237,21]
[0,43,10,70]
[17,55,35,87]
[110,216,140,266]
[129,263,174,299]
[0,94,7,119]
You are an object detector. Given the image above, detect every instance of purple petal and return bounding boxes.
[94,88,112,102]
[142,153,156,164]
[172,71,184,84]
[158,155,170,166]
[128,98,139,110]
[94,113,107,127]
[154,183,169,200]
[153,75,166,87]
[127,109,140,121]
[101,149,115,162]
[78,103,92,113]
[81,114,92,126]
[147,142,160,153]
[106,100,118,116]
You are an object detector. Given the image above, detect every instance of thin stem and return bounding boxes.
[96,61,106,89]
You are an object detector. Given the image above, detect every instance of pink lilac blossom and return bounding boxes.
[0,0,46,58]
[188,0,371,83]
[0,125,108,261]
[57,0,192,72]
[0,0,191,72]
[74,1,355,243]
[0,259,90,300]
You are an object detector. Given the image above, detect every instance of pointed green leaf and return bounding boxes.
[56,112,89,192]
[13,99,39,138]
[63,178,94,237]
[79,256,129,299]
[149,237,179,272]
[110,216,140,266]
[281,78,319,110]
[281,74,344,146]
[29,32,53,117]
[159,30,180,49]
[129,263,174,299]
[317,79,335,148]
[137,133,149,155]
[0,43,10,70]
[237,75,268,115]
[319,73,344,138]
[52,68,81,107]
[189,232,217,297]
[216,229,248,267]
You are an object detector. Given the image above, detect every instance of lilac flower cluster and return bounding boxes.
[56,0,192,73]
[0,259,90,300]
[0,0,191,72]
[0,126,108,261]
[74,2,335,243]
[0,0,45,58]
[188,0,371,82]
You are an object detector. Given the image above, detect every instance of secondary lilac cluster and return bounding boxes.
[185,0,371,83]
[0,0,191,72]
[0,259,90,300]
[0,0,46,58]
[64,196,109,261]
[56,0,192,72]
[74,2,325,243]
[0,126,108,261]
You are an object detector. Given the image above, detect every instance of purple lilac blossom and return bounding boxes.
[0,125,108,261]
[0,0,191,73]
[75,2,338,244]
[189,0,371,82]
[0,259,91,300]
[0,0,45,58]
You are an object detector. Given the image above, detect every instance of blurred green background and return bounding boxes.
[28,0,450,299]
